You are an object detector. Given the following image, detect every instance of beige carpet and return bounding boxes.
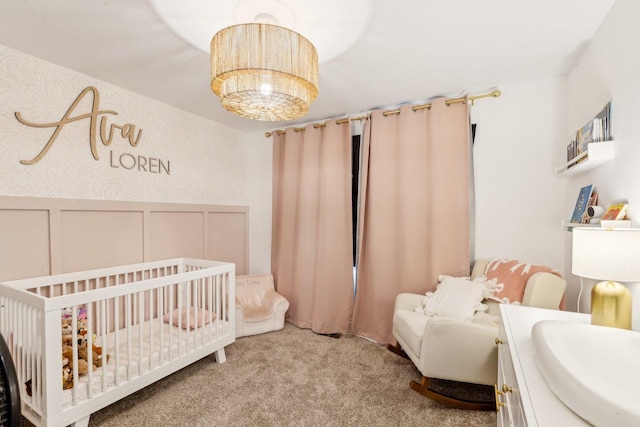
[27,323,497,426]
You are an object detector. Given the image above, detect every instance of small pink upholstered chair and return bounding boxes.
[235,274,289,338]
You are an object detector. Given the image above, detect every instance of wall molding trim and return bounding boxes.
[0,195,249,281]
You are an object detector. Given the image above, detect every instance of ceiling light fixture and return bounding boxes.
[210,22,319,121]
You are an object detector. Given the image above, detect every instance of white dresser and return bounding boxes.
[496,304,591,426]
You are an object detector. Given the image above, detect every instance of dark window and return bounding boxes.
[351,134,361,266]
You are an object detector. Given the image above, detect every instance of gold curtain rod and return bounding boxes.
[265,115,369,137]
[265,89,501,137]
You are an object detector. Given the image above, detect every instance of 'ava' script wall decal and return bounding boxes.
[15,86,170,174]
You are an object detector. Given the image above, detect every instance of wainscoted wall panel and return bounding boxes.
[149,211,205,261]
[207,212,248,274]
[60,210,144,273]
[0,209,50,280]
[0,196,249,281]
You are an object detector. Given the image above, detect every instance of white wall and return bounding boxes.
[245,130,273,274]
[472,78,568,279]
[564,0,640,312]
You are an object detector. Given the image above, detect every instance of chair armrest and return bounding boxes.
[471,259,489,280]
[266,290,290,313]
[522,272,567,309]
[420,317,498,385]
[394,293,424,312]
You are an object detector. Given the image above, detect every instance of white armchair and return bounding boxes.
[388,260,566,410]
[235,274,289,338]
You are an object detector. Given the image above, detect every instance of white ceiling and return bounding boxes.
[0,0,616,133]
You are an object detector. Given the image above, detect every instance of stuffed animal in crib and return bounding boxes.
[62,343,90,376]
[62,355,73,390]
[89,335,109,362]
[61,317,110,386]
[61,318,73,336]
[62,305,87,320]
[61,317,88,347]
[73,324,108,368]
[77,319,88,341]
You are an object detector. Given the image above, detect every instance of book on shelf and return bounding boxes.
[567,101,613,165]
[577,120,593,150]
[592,101,612,142]
[575,124,591,164]
[601,202,628,221]
[566,140,576,166]
[570,184,594,224]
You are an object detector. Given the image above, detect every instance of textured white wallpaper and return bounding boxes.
[0,44,247,206]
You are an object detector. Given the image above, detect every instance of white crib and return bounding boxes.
[0,258,235,427]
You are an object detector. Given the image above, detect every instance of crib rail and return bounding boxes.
[0,258,235,427]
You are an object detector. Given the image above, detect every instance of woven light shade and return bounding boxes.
[210,23,319,121]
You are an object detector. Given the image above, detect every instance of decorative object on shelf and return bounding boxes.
[210,22,319,121]
[570,184,594,224]
[602,202,628,221]
[586,205,604,224]
[572,228,640,330]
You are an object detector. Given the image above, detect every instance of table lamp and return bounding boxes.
[572,228,640,330]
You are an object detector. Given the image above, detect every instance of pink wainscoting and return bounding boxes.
[0,196,248,281]
[0,208,51,278]
[150,211,205,261]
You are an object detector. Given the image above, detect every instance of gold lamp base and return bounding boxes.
[591,280,632,329]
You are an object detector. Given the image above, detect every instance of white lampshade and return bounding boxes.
[572,228,640,282]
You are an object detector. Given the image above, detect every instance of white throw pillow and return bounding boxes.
[419,276,487,321]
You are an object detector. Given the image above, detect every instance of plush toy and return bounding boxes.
[61,318,73,336]
[77,338,103,369]
[76,319,88,337]
[62,343,90,376]
[60,315,111,388]
[62,355,73,390]
[62,305,87,319]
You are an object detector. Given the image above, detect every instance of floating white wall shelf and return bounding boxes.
[555,141,615,178]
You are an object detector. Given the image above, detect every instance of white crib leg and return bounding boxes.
[72,415,91,427]
[214,348,226,363]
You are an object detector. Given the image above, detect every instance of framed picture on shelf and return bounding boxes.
[570,184,594,224]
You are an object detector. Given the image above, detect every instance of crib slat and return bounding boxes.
[100,298,107,393]
[148,289,153,371]
[137,290,143,375]
[114,291,120,387]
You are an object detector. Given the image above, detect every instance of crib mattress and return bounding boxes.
[26,318,230,410]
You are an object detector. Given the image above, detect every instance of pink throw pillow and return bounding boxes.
[163,307,215,330]
[485,259,563,308]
